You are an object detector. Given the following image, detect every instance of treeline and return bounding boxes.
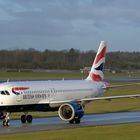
[0,48,139,70]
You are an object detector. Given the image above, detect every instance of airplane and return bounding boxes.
[0,41,140,127]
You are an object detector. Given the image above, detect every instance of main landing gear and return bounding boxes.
[21,114,33,124]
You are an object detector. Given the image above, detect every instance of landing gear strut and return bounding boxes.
[2,112,10,127]
[21,114,33,123]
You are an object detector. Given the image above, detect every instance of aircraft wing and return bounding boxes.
[49,94,140,104]
[81,94,140,102]
[103,83,140,89]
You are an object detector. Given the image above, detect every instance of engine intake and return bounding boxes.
[58,102,84,121]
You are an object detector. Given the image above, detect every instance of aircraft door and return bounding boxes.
[16,92,23,102]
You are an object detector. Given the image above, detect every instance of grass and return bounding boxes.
[0,71,140,81]
[1,123,140,140]
[0,71,83,80]
[105,72,140,78]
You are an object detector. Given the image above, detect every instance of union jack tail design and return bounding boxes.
[86,41,107,81]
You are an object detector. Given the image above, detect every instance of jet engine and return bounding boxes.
[58,102,84,123]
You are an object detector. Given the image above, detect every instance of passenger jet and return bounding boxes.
[0,41,140,126]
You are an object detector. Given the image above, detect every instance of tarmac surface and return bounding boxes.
[0,111,140,134]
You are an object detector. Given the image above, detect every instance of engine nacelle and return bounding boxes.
[58,102,84,121]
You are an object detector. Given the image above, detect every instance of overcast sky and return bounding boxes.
[0,0,140,52]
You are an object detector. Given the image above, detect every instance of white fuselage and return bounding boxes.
[0,80,105,107]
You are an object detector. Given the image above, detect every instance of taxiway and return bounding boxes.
[0,111,140,134]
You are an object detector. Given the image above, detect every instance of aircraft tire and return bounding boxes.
[3,120,6,126]
[69,120,74,124]
[3,120,10,126]
[21,115,26,123]
[75,119,80,124]
[26,115,33,123]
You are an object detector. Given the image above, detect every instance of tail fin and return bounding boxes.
[86,41,107,81]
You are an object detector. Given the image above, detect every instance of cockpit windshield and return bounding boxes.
[0,90,10,95]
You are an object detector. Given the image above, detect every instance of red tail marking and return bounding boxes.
[95,47,106,64]
[90,73,102,81]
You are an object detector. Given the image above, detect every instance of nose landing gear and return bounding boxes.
[2,112,10,127]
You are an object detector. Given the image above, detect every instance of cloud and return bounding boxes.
[0,0,140,51]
